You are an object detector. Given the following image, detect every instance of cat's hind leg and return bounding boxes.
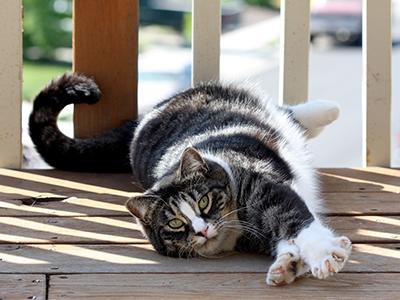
[294,221,352,279]
[291,100,340,138]
[266,240,309,286]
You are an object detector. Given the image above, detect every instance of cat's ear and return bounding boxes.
[178,147,208,179]
[125,195,157,222]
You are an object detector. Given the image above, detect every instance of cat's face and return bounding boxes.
[126,147,238,257]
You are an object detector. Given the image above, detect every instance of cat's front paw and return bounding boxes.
[266,252,299,286]
[308,236,352,279]
[295,222,352,280]
[300,234,352,280]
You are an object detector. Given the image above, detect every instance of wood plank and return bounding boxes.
[0,216,144,244]
[362,0,392,166]
[0,274,46,300]
[323,192,400,215]
[1,191,397,217]
[0,169,398,217]
[0,244,398,274]
[0,194,128,217]
[0,0,22,168]
[0,169,138,194]
[320,168,400,193]
[327,216,400,243]
[73,0,139,138]
[1,191,398,217]
[0,215,397,244]
[192,0,221,84]
[49,273,400,300]
[279,0,310,105]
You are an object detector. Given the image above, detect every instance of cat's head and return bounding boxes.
[126,147,238,258]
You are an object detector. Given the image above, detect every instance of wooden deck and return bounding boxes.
[0,168,398,299]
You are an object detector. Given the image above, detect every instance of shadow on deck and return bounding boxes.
[0,168,399,299]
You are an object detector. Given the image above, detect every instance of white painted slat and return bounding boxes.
[192,0,221,85]
[0,0,22,168]
[362,0,392,166]
[279,0,310,105]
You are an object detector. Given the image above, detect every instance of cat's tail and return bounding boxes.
[29,72,136,172]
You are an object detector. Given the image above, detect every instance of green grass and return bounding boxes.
[23,61,71,101]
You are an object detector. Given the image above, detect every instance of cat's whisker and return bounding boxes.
[220,207,246,220]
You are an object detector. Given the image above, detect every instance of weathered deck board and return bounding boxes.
[320,168,400,193]
[0,216,145,244]
[49,273,400,300]
[0,168,398,297]
[0,274,46,300]
[323,192,400,215]
[0,243,398,274]
[2,192,398,217]
[0,215,398,244]
[327,216,400,243]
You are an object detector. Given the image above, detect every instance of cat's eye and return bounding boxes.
[168,218,184,229]
[198,195,210,211]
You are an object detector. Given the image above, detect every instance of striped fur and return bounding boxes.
[29,73,351,284]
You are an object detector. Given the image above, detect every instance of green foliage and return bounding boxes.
[23,61,71,101]
[245,0,280,9]
[23,0,72,60]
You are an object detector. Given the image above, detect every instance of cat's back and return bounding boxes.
[130,83,271,187]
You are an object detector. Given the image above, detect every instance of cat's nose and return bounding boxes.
[196,226,209,238]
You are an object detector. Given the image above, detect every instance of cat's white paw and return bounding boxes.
[295,221,352,280]
[266,252,300,286]
[308,236,352,279]
[266,240,309,286]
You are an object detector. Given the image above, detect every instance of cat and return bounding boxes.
[29,73,351,286]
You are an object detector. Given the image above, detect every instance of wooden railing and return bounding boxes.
[0,0,393,168]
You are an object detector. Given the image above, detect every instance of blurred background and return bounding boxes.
[22,0,400,168]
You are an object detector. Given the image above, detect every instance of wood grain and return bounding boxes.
[0,274,46,300]
[49,273,400,300]
[279,0,310,105]
[0,215,397,244]
[1,191,399,217]
[323,192,400,215]
[0,244,398,274]
[73,0,139,138]
[0,0,22,168]
[327,216,400,243]
[363,0,392,166]
[0,216,144,244]
[0,169,398,217]
[320,168,400,193]
[0,168,398,297]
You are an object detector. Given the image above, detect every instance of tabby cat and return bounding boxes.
[29,73,351,285]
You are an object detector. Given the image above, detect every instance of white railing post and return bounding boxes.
[192,0,221,85]
[362,0,392,166]
[0,0,22,168]
[279,0,310,106]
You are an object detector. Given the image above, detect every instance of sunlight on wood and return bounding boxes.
[353,167,400,177]
[31,244,159,265]
[356,229,399,241]
[0,217,142,243]
[0,233,50,244]
[319,172,400,193]
[0,169,138,197]
[0,184,64,198]
[0,185,127,216]
[0,252,48,264]
[0,199,85,217]
[354,216,400,226]
[74,217,140,230]
[356,244,400,259]
[65,197,127,213]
